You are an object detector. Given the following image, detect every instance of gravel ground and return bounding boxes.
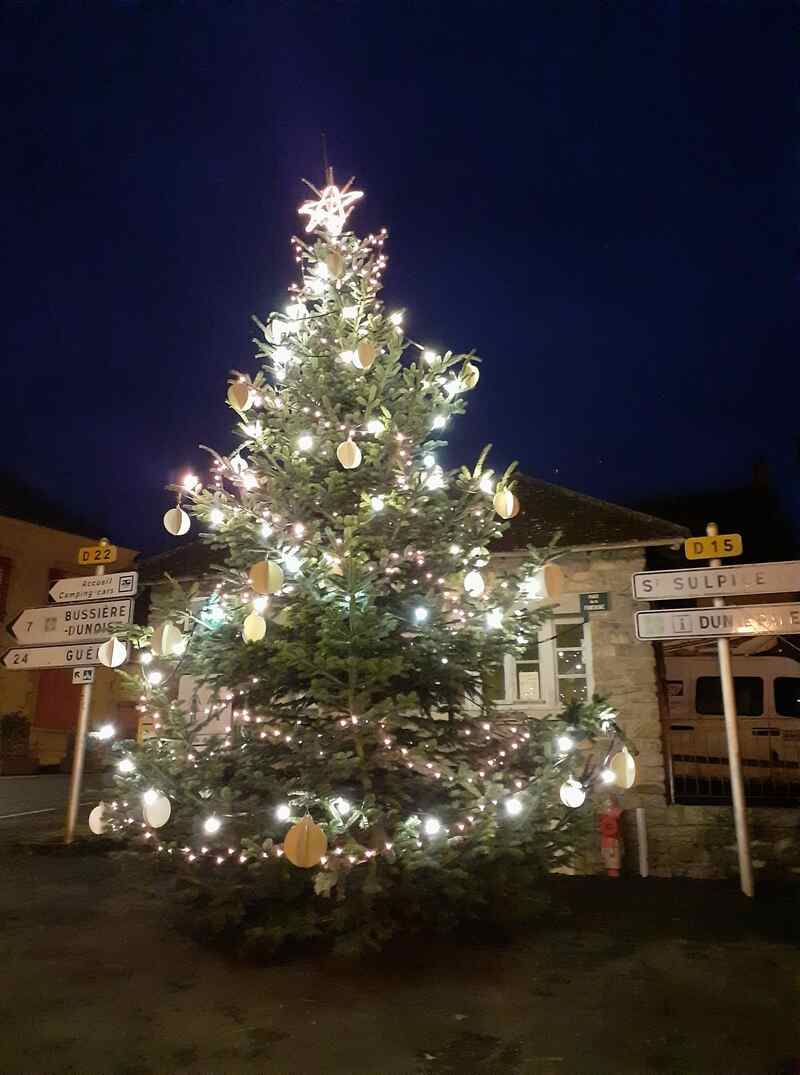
[1,842,798,1075]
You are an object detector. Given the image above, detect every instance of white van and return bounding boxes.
[663,655,800,800]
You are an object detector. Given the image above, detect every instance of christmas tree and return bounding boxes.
[100,171,629,954]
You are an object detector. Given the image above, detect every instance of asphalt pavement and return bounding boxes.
[0,773,106,838]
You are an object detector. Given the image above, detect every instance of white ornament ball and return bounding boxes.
[97,637,127,669]
[163,507,190,536]
[143,793,171,829]
[336,439,362,470]
[249,560,284,595]
[354,339,377,370]
[463,570,486,597]
[151,622,184,658]
[493,488,520,520]
[523,563,564,602]
[242,611,267,643]
[88,802,107,835]
[559,779,586,809]
[609,747,637,789]
[227,382,253,411]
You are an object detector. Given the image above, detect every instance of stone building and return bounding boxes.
[0,485,138,769]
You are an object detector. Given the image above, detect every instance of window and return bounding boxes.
[695,676,763,716]
[775,678,800,718]
[482,619,591,706]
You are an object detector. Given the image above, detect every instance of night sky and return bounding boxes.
[4,1,798,554]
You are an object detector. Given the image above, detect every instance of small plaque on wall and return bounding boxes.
[580,592,609,613]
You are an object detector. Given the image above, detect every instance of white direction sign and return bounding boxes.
[2,641,128,670]
[635,603,800,641]
[632,560,800,602]
[8,598,133,646]
[72,668,95,685]
[49,571,138,604]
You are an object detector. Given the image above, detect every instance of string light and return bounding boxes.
[203,816,222,835]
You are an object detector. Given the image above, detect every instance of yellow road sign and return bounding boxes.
[684,533,742,560]
[78,543,118,566]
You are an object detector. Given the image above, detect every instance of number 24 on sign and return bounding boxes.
[685,534,742,560]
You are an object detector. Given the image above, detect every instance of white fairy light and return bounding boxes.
[183,473,199,491]
[241,472,258,491]
[118,757,136,775]
[422,349,438,365]
[370,496,385,512]
[140,651,153,665]
[431,415,447,430]
[284,553,302,574]
[252,595,268,613]
[146,671,163,687]
[389,310,403,326]
[203,816,222,835]
[275,804,291,822]
[556,734,574,753]
[261,521,273,538]
[332,797,351,816]
[297,433,313,452]
[504,797,523,817]
[486,608,503,630]
[423,453,436,469]
[142,788,159,806]
[92,723,115,741]
[444,379,460,398]
[600,768,617,785]
[366,419,384,435]
[414,607,429,623]
[479,475,494,494]
[274,345,292,365]
[423,817,441,836]
[209,508,224,527]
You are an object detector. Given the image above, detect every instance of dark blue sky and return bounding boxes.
[4,1,798,553]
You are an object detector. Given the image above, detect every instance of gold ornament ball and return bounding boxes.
[609,747,637,790]
[283,815,328,868]
[249,561,285,595]
[354,339,377,370]
[493,488,520,520]
[151,621,184,658]
[227,382,253,411]
[163,507,190,536]
[336,439,362,469]
[97,636,127,669]
[461,361,480,390]
[325,249,345,278]
[242,611,267,643]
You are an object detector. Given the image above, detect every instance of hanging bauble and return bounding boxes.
[143,793,171,829]
[88,802,107,835]
[265,319,286,344]
[242,611,267,643]
[325,249,345,278]
[249,561,285,595]
[227,382,253,411]
[283,814,328,868]
[151,622,184,658]
[559,778,586,809]
[609,746,637,789]
[337,439,362,469]
[523,563,564,602]
[493,488,520,520]
[97,637,127,669]
[461,361,480,390]
[354,339,377,371]
[463,570,485,597]
[163,507,190,536]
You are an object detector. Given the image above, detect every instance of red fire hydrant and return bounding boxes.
[598,798,622,877]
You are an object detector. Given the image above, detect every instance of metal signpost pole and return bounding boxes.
[64,546,108,845]
[707,522,754,897]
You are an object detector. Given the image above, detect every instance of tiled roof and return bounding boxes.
[139,474,686,583]
[493,474,688,552]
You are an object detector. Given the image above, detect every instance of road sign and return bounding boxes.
[78,543,118,566]
[632,560,800,601]
[2,641,128,670]
[684,533,742,560]
[50,571,138,604]
[8,598,133,646]
[635,602,800,641]
[72,668,95,685]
